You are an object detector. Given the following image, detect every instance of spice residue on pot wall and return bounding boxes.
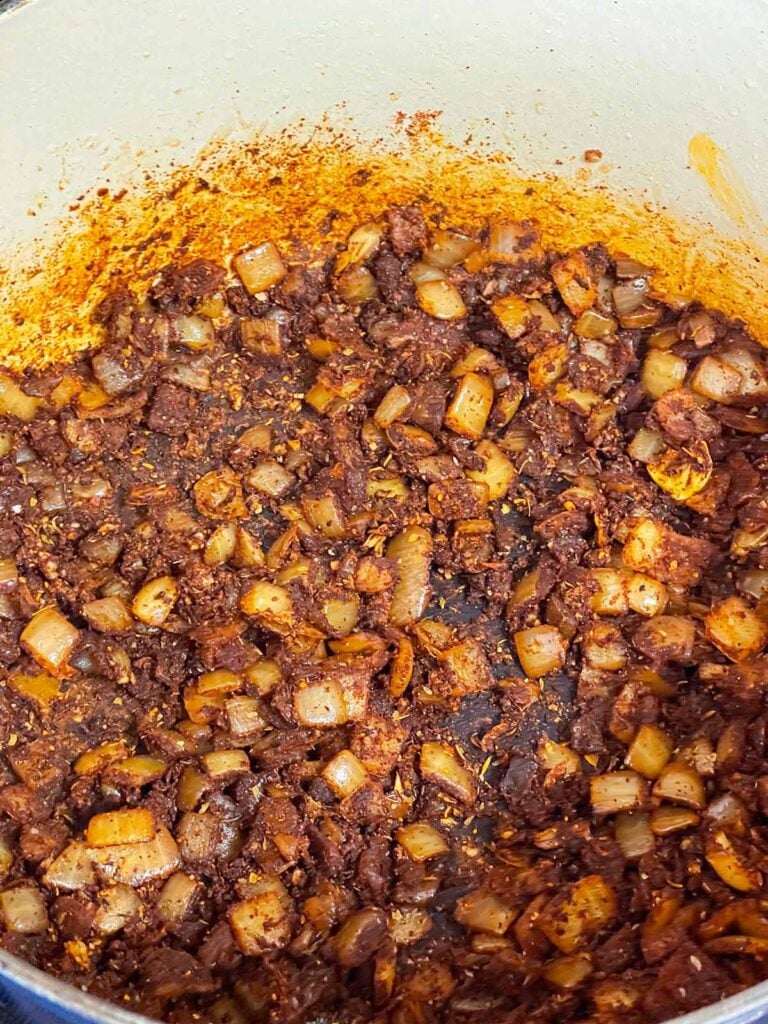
[0,116,766,371]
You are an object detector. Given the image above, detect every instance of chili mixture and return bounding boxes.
[0,206,767,1024]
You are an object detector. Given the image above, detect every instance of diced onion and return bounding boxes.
[396,821,449,862]
[466,440,517,500]
[690,355,742,403]
[514,625,567,679]
[233,242,287,294]
[491,294,532,339]
[373,385,411,428]
[614,811,655,859]
[335,222,383,274]
[246,460,295,499]
[337,266,379,304]
[20,606,80,677]
[705,831,762,892]
[424,229,479,268]
[390,907,433,946]
[539,875,616,953]
[243,658,283,695]
[386,526,433,627]
[409,260,446,285]
[240,319,283,358]
[203,749,250,779]
[131,576,179,627]
[420,741,476,804]
[652,761,705,809]
[647,440,712,502]
[628,427,665,464]
[229,875,292,954]
[87,808,157,848]
[157,871,200,925]
[590,771,646,815]
[454,891,516,935]
[0,372,41,422]
[641,350,687,398]
[7,672,63,713]
[74,740,131,776]
[574,309,617,339]
[225,696,268,739]
[322,749,369,799]
[323,595,360,635]
[487,222,542,265]
[650,805,700,835]
[444,373,494,440]
[627,573,668,617]
[704,595,768,662]
[107,756,167,787]
[93,884,143,936]
[204,523,238,566]
[612,278,649,316]
[294,678,348,727]
[415,280,467,320]
[43,841,96,891]
[589,568,629,616]
[528,343,569,390]
[719,346,768,399]
[389,637,415,698]
[176,315,216,351]
[0,886,49,934]
[240,581,294,633]
[82,596,133,633]
[551,252,597,315]
[625,725,674,779]
[542,954,593,990]
[301,492,348,539]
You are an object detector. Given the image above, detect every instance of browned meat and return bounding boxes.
[386,205,428,255]
[149,259,226,314]
[146,382,196,437]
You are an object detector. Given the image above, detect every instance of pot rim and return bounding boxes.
[3,947,768,1024]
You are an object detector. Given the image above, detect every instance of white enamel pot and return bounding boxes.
[0,0,767,1021]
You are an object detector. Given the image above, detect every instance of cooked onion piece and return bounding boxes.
[652,761,706,809]
[0,886,49,934]
[626,725,674,779]
[396,822,449,862]
[420,742,476,804]
[233,242,287,294]
[89,827,180,887]
[641,350,687,398]
[294,679,348,727]
[87,809,157,848]
[415,279,467,320]
[322,750,369,799]
[0,372,41,422]
[229,875,293,954]
[454,891,516,935]
[539,875,617,953]
[386,526,433,627]
[239,581,294,633]
[444,373,494,439]
[131,576,179,627]
[591,772,646,815]
[20,606,80,677]
[704,595,768,662]
[514,625,568,679]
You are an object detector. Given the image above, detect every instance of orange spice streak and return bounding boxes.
[1,116,767,372]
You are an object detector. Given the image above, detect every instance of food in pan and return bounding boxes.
[0,205,767,1023]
